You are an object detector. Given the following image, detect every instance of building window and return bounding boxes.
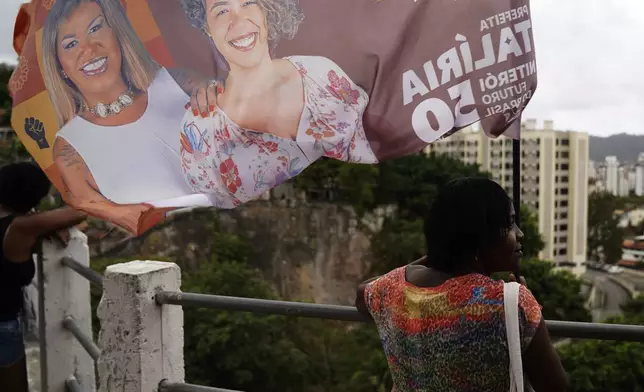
[559,224,568,231]
[558,248,567,256]
[562,139,569,146]
[561,164,569,170]
[561,200,568,207]
[560,212,568,219]
[561,176,569,183]
[561,188,569,196]
[561,152,569,159]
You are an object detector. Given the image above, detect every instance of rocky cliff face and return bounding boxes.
[93,200,390,305]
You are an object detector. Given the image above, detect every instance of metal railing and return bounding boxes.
[58,257,103,392]
[65,376,83,392]
[56,256,644,392]
[159,380,243,392]
[155,291,644,342]
[61,257,104,288]
[62,316,101,361]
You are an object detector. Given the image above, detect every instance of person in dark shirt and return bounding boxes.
[0,162,87,392]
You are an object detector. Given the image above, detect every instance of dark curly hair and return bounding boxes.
[424,177,513,273]
[0,163,51,215]
[180,0,304,47]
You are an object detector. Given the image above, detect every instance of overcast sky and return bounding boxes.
[0,0,642,137]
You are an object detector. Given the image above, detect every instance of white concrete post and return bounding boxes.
[40,229,96,392]
[97,261,184,392]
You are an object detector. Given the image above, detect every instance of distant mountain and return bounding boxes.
[589,133,644,163]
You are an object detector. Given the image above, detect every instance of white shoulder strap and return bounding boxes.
[504,281,524,392]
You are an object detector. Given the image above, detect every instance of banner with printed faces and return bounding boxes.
[9,0,537,235]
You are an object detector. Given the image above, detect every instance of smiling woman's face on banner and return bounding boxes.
[10,0,537,235]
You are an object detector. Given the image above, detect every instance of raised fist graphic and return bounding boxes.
[24,117,49,149]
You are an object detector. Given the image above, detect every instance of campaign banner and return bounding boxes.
[9,0,537,235]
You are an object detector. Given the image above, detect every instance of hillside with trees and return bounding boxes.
[589,133,644,163]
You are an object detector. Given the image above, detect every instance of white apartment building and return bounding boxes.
[424,119,588,276]
[618,166,631,197]
[605,156,619,195]
[635,153,644,196]
[636,166,644,197]
[588,161,598,181]
[589,161,607,194]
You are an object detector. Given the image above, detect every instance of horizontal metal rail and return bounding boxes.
[159,380,243,392]
[156,291,363,322]
[61,257,104,288]
[156,291,644,342]
[65,376,82,392]
[62,316,101,361]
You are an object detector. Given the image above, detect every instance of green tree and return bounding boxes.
[517,260,591,322]
[375,152,489,220]
[0,63,32,164]
[287,319,389,392]
[588,192,624,264]
[620,294,644,322]
[558,295,644,392]
[180,223,311,391]
[183,260,310,391]
[0,64,14,126]
[294,158,380,216]
[369,217,425,274]
[294,153,489,220]
[520,204,545,259]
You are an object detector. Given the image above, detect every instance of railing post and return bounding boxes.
[40,229,96,392]
[97,261,184,391]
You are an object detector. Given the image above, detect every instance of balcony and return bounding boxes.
[28,230,644,392]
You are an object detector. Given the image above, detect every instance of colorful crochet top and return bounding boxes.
[364,267,542,392]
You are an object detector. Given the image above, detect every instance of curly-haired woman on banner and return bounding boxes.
[179,0,378,208]
[42,0,215,234]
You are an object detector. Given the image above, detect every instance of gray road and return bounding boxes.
[583,270,631,321]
